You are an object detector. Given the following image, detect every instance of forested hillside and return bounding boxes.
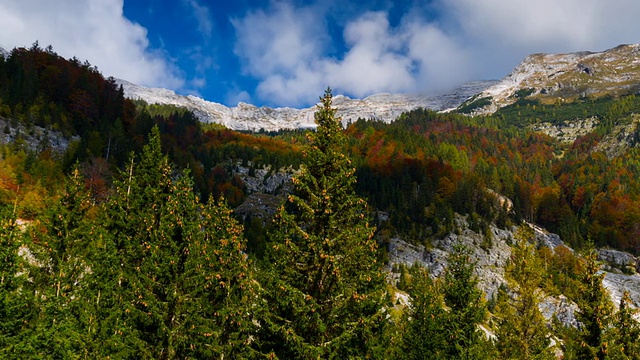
[1,45,640,358]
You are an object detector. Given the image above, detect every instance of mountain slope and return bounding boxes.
[460,44,640,115]
[117,79,495,131]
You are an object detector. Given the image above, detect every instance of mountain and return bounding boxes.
[116,79,496,131]
[460,44,640,115]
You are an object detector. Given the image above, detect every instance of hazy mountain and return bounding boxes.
[116,79,496,131]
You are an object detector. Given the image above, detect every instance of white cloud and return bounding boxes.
[232,2,327,77]
[184,0,213,40]
[232,2,331,106]
[233,0,640,107]
[0,0,184,89]
[405,22,473,93]
[327,12,415,96]
[438,0,640,79]
[231,3,476,106]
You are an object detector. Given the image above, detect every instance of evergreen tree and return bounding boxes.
[607,291,640,359]
[262,89,387,358]
[400,265,448,360]
[570,249,614,359]
[93,126,258,359]
[494,234,554,359]
[0,205,37,357]
[24,166,94,358]
[442,243,491,359]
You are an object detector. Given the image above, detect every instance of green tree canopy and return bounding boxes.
[261,89,387,359]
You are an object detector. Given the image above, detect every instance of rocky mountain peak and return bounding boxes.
[463,44,640,115]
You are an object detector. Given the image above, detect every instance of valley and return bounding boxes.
[1,43,640,358]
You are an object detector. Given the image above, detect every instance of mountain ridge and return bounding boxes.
[116,78,496,131]
[463,44,640,115]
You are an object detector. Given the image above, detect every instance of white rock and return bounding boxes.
[116,79,495,132]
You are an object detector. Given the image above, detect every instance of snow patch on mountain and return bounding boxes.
[116,79,495,132]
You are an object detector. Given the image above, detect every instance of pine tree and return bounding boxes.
[0,205,37,356]
[176,194,260,358]
[442,243,491,359]
[571,249,614,359]
[92,126,258,358]
[262,89,387,358]
[400,265,448,360]
[494,236,554,359]
[24,166,94,357]
[607,291,640,359]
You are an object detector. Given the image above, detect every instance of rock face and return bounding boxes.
[604,272,640,310]
[0,117,77,153]
[116,79,495,132]
[598,249,638,273]
[530,118,600,144]
[233,163,295,224]
[387,215,640,327]
[463,44,640,115]
[388,214,513,300]
[593,115,640,158]
[234,164,294,194]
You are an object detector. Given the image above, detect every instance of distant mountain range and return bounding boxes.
[119,44,640,131]
[116,79,496,132]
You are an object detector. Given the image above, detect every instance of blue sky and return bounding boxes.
[2,0,640,107]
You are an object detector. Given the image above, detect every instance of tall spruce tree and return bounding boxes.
[442,244,490,359]
[570,249,614,359]
[92,126,258,359]
[494,234,554,359]
[608,291,640,359]
[261,89,387,359]
[400,265,448,360]
[0,205,37,357]
[26,167,94,357]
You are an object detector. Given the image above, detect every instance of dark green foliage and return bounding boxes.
[512,88,536,99]
[25,166,95,357]
[567,249,614,359]
[261,89,387,358]
[442,244,491,359]
[400,266,448,359]
[457,95,493,114]
[86,127,259,358]
[607,291,640,359]
[495,94,640,128]
[0,205,38,357]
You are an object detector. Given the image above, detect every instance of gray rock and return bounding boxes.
[603,272,640,310]
[386,216,640,329]
[235,163,294,195]
[539,294,579,328]
[598,249,637,274]
[530,222,567,252]
[0,117,77,153]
